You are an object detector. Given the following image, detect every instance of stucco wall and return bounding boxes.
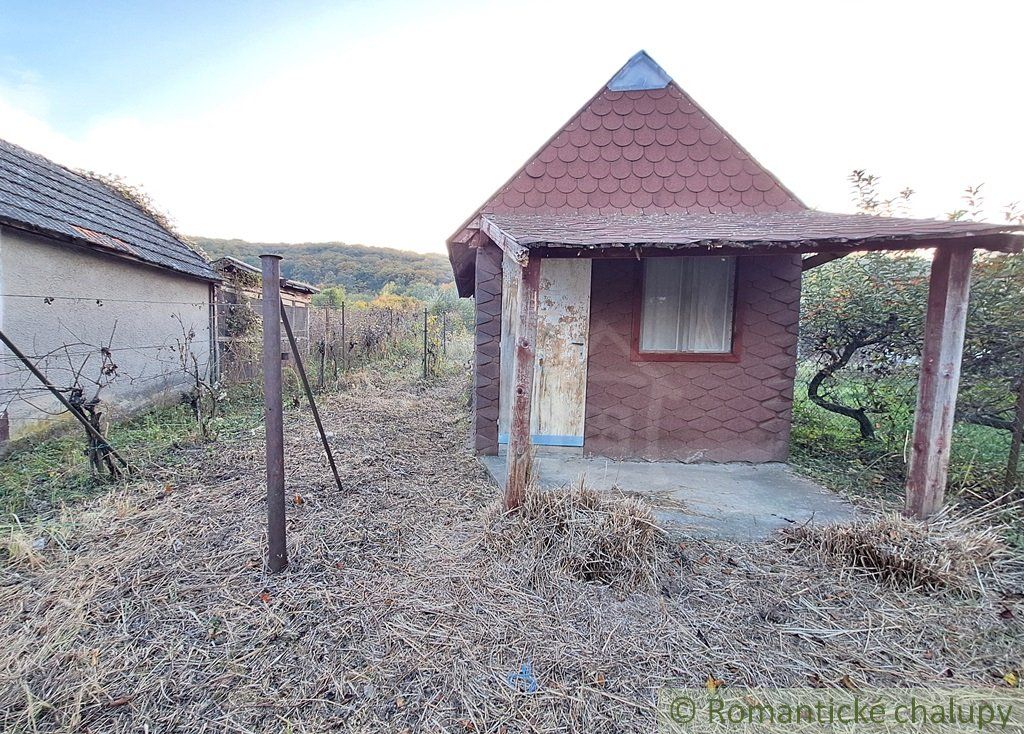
[584,254,801,462]
[0,226,213,442]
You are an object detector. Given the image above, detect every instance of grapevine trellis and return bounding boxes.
[308,304,453,386]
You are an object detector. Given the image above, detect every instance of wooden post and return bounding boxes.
[504,256,542,510]
[260,254,287,572]
[905,246,973,518]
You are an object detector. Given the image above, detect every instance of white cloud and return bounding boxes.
[1,0,1022,254]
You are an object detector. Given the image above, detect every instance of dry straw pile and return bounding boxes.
[483,479,667,593]
[1,366,1021,732]
[786,505,1024,596]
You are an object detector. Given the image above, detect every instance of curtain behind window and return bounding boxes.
[640,257,735,353]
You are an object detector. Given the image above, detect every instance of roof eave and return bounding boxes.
[521,232,1023,255]
[447,239,477,298]
[0,218,220,282]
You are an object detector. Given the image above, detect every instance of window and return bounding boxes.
[639,256,736,354]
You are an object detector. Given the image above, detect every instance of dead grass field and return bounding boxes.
[1,367,1022,733]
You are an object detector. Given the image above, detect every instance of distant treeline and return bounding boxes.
[194,237,453,296]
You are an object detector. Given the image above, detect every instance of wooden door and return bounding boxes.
[499,258,592,447]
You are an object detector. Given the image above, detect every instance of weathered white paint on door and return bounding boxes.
[499,257,592,447]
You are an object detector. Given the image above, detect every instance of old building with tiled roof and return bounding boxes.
[0,138,218,444]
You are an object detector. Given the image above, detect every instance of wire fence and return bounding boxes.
[0,288,470,473]
[307,304,468,386]
[790,364,1021,498]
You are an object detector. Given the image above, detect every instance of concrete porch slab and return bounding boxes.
[480,453,856,541]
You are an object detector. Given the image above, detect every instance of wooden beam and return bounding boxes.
[801,252,849,271]
[479,217,530,265]
[528,233,1021,260]
[504,255,541,510]
[905,246,974,518]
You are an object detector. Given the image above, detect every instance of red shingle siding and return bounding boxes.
[459,63,806,461]
[481,84,802,219]
[473,243,503,454]
[584,255,801,462]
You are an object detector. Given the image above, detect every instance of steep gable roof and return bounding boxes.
[0,138,216,281]
[447,51,803,294]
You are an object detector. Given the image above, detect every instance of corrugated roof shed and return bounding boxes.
[0,138,216,281]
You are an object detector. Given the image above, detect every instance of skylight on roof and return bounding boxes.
[607,51,672,91]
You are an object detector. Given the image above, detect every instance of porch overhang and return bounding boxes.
[449,211,1022,295]
[482,210,1023,258]
[476,210,1023,518]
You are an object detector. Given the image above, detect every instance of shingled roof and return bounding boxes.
[212,256,320,295]
[481,212,1023,253]
[446,52,1022,295]
[0,138,216,281]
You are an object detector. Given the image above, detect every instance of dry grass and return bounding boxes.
[0,532,44,571]
[1,365,1021,732]
[785,506,1024,596]
[483,480,667,593]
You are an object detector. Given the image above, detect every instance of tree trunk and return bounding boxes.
[807,340,876,440]
[808,368,876,440]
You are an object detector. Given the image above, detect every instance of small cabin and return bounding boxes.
[446,52,1022,515]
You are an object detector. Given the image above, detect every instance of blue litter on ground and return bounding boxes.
[506,662,539,693]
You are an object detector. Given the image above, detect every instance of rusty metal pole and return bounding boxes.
[260,254,287,573]
[0,327,129,471]
[281,305,343,492]
[340,302,346,373]
[318,305,328,390]
[1006,379,1024,491]
[422,308,428,379]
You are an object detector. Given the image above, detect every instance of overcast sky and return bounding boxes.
[1,0,1021,254]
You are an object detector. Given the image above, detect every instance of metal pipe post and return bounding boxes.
[260,254,287,572]
[340,302,346,373]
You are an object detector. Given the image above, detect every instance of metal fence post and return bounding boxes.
[319,305,328,390]
[422,307,428,379]
[260,254,287,573]
[340,302,347,373]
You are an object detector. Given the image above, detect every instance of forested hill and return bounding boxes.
[194,237,453,295]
